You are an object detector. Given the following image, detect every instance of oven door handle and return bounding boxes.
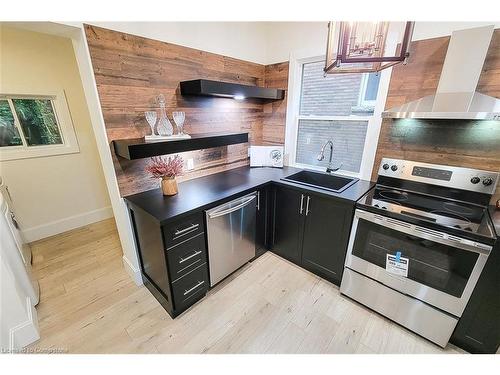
[354,209,492,255]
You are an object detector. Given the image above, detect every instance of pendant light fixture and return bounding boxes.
[324,21,415,74]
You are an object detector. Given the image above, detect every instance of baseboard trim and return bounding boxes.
[122,255,143,286]
[8,297,40,352]
[23,206,113,243]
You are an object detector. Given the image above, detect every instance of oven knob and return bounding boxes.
[391,165,398,171]
[470,177,480,184]
[482,177,493,186]
[382,163,390,170]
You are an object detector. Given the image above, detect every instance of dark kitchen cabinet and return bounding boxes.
[301,193,354,285]
[272,185,305,263]
[128,207,209,318]
[272,185,355,285]
[451,239,500,353]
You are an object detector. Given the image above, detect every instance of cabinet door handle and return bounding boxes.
[179,250,202,264]
[299,194,305,214]
[306,196,311,216]
[174,223,199,236]
[184,280,205,296]
[257,191,260,211]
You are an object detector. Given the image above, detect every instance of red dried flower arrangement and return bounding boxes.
[146,155,184,179]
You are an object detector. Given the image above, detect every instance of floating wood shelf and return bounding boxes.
[113,132,249,160]
[180,79,285,101]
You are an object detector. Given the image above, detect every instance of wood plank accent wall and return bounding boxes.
[263,62,289,145]
[373,30,500,204]
[84,25,288,197]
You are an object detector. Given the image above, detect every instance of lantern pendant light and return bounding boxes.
[324,21,415,74]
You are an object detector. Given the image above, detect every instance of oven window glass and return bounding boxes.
[352,219,479,297]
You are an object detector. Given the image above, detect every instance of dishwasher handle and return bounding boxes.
[207,195,256,219]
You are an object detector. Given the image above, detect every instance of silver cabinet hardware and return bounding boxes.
[174,223,199,236]
[299,194,305,214]
[179,250,202,264]
[305,196,311,216]
[257,191,260,211]
[183,280,205,296]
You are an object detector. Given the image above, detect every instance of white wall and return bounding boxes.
[264,22,328,65]
[0,25,112,242]
[412,21,500,41]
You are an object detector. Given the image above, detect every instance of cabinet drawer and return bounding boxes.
[167,232,207,281]
[163,212,204,248]
[171,263,209,311]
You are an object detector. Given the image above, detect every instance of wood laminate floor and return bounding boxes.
[28,218,465,354]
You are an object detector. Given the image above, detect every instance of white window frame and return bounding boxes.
[0,90,79,161]
[284,52,393,181]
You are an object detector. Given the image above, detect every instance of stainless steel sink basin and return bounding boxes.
[281,170,358,193]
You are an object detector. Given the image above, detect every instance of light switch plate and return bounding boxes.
[187,158,194,170]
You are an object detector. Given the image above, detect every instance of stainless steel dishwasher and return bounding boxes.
[205,192,257,286]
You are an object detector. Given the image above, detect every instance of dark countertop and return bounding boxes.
[124,166,375,224]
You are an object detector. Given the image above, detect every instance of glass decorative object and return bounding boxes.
[145,111,157,137]
[156,94,173,136]
[172,111,186,135]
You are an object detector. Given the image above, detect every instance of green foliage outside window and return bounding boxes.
[0,99,23,147]
[12,99,63,146]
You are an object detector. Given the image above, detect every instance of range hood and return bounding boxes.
[383,25,500,120]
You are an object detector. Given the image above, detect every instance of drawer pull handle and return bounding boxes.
[184,280,205,296]
[179,250,202,264]
[174,223,199,236]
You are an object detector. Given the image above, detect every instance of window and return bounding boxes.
[0,100,23,147]
[287,58,387,177]
[0,92,79,161]
[359,73,381,108]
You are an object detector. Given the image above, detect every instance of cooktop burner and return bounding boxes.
[378,190,409,201]
[357,158,499,241]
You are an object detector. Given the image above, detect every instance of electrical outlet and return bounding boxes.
[187,158,194,170]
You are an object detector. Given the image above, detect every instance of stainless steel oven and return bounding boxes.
[345,209,491,315]
[340,158,498,348]
[341,210,492,347]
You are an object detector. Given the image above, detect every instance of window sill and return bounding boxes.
[0,143,80,161]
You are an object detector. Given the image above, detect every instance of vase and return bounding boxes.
[161,176,178,196]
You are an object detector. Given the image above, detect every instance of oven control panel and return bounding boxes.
[378,158,499,194]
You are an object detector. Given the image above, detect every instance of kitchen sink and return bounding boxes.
[281,170,358,193]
